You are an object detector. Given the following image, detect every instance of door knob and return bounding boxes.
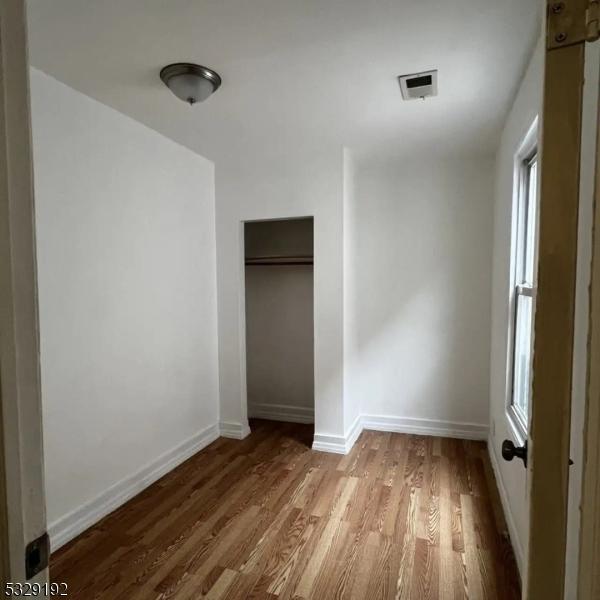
[502,439,528,467]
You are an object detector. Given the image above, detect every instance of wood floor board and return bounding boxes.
[50,420,520,599]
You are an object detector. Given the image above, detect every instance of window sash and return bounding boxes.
[510,153,538,437]
[511,291,534,431]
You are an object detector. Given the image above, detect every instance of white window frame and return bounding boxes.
[506,118,539,443]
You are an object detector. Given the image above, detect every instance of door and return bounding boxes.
[503,1,599,598]
[0,0,48,585]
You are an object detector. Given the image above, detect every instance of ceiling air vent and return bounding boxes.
[398,70,438,100]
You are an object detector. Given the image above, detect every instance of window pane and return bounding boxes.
[513,293,533,427]
[509,148,538,435]
[524,157,538,284]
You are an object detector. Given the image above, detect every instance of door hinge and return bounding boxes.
[547,0,600,48]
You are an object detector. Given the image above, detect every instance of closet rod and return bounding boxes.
[245,255,313,266]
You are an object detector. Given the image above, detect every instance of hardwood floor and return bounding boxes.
[51,420,520,599]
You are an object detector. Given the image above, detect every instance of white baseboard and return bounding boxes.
[345,414,363,450]
[219,420,251,439]
[48,422,220,552]
[248,403,314,424]
[313,414,487,455]
[361,414,488,440]
[487,436,525,574]
[312,414,363,455]
[312,432,348,454]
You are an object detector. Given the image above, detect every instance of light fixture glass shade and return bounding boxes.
[167,73,214,104]
[160,63,221,105]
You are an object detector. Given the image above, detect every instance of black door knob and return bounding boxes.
[502,439,528,467]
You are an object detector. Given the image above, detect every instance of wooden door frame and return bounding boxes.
[0,388,8,584]
[526,1,597,598]
[0,0,47,583]
[0,4,16,583]
[578,62,600,599]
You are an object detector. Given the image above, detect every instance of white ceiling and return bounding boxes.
[26,0,541,165]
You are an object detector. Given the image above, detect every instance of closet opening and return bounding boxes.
[243,217,315,441]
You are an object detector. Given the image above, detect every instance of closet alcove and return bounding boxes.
[244,217,315,426]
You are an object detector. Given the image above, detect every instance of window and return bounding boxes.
[509,150,538,437]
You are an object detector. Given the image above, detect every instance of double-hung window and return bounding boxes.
[509,150,538,437]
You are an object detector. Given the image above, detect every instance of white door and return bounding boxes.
[0,0,48,585]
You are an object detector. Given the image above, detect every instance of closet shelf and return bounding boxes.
[245,255,313,266]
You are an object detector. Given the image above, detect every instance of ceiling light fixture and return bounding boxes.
[160,63,222,105]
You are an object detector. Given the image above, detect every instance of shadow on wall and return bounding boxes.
[345,157,493,426]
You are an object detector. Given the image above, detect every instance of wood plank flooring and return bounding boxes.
[50,420,521,599]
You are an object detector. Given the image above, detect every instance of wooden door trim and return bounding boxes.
[0,6,14,584]
[578,65,600,600]
[525,23,585,600]
[0,387,8,584]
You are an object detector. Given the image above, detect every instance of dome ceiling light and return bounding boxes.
[160,63,222,105]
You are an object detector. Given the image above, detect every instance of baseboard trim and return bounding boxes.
[48,422,220,552]
[219,421,251,439]
[312,414,363,455]
[345,414,363,451]
[361,414,488,440]
[248,403,314,424]
[312,433,348,454]
[312,414,488,455]
[487,436,525,574]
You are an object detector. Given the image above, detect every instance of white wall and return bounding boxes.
[30,69,220,547]
[343,148,361,436]
[488,36,543,574]
[215,151,345,445]
[245,265,314,421]
[345,156,494,435]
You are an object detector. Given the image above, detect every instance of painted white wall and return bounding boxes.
[215,150,344,443]
[488,35,543,575]
[343,148,361,436]
[30,69,220,539]
[245,265,314,420]
[345,156,494,433]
